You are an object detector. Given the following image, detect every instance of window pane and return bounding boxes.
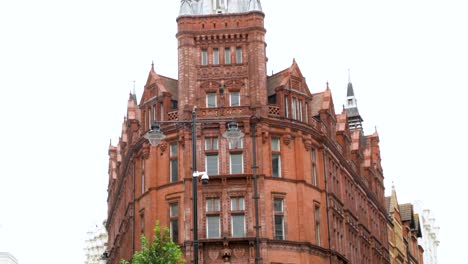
[205,138,211,150]
[207,216,220,238]
[206,93,216,107]
[170,203,178,217]
[170,159,178,182]
[206,155,219,175]
[225,48,231,64]
[231,197,245,210]
[271,138,280,151]
[201,49,208,65]
[315,206,321,245]
[213,48,219,65]
[230,153,243,174]
[232,214,245,237]
[212,138,218,150]
[207,198,220,212]
[272,154,281,177]
[205,137,218,150]
[274,199,283,212]
[236,47,242,64]
[170,143,178,156]
[274,215,284,240]
[230,92,240,106]
[291,98,297,119]
[171,219,179,243]
[299,100,303,121]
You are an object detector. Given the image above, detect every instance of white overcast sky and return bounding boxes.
[0,0,466,263]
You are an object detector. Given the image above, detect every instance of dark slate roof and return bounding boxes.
[161,75,179,100]
[347,82,354,97]
[346,107,361,118]
[267,69,288,96]
[399,203,415,228]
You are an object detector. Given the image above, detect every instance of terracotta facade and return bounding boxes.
[105,4,391,264]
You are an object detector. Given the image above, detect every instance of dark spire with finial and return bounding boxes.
[347,69,355,96]
[344,69,363,130]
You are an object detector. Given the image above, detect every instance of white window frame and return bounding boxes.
[225,47,231,64]
[205,154,219,175]
[271,138,281,178]
[236,47,243,64]
[230,197,245,237]
[170,202,179,243]
[291,97,297,119]
[229,91,240,106]
[206,93,217,108]
[201,49,208,65]
[273,198,285,240]
[170,142,178,183]
[213,48,219,65]
[230,153,244,174]
[206,198,221,238]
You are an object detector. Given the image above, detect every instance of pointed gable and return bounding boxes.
[321,84,336,117]
[267,59,311,97]
[140,64,179,105]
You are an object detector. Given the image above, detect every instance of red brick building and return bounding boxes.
[106,1,390,263]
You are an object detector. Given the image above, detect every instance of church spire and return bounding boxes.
[344,70,363,130]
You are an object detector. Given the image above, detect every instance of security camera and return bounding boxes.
[201,172,209,185]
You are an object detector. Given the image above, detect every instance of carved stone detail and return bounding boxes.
[208,248,220,261]
[233,247,245,258]
[198,65,248,80]
[282,133,292,146]
[159,142,168,153]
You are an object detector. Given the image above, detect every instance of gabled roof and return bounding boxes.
[386,185,400,214]
[267,59,311,97]
[141,64,179,104]
[310,91,324,117]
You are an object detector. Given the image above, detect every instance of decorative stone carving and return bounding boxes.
[159,142,168,153]
[303,139,312,151]
[282,133,292,146]
[208,248,220,260]
[233,247,245,258]
[141,142,150,159]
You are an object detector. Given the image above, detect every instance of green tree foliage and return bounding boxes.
[120,222,185,264]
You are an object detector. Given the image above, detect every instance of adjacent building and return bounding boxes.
[84,221,108,264]
[386,186,424,264]
[419,209,440,264]
[106,1,391,263]
[0,252,18,264]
